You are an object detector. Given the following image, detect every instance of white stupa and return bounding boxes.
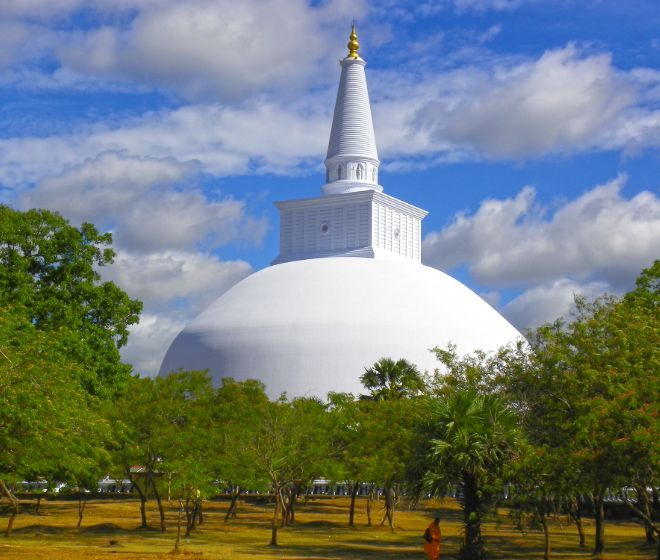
[160,27,521,397]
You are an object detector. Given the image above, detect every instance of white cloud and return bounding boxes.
[451,0,526,12]
[0,22,36,67]
[1,44,658,189]
[121,312,186,375]
[503,279,609,330]
[423,176,660,290]
[52,0,364,102]
[415,45,639,158]
[0,0,83,20]
[0,101,330,190]
[115,190,265,254]
[21,152,193,224]
[0,0,366,101]
[105,250,252,314]
[18,151,268,254]
[367,44,660,164]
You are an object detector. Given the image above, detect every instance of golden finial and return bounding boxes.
[347,24,360,59]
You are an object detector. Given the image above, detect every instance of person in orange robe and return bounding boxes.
[423,517,441,560]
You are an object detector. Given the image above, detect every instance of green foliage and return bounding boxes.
[110,371,215,489]
[425,390,522,492]
[0,306,111,488]
[360,357,425,400]
[0,206,142,397]
[420,349,525,560]
[210,378,272,493]
[501,261,659,555]
[250,396,333,488]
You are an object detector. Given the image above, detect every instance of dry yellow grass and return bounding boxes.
[0,496,654,559]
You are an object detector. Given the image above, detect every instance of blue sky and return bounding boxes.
[1,0,658,374]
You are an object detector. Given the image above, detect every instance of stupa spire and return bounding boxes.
[322,25,381,196]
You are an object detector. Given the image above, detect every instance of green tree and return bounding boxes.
[108,371,214,534]
[0,306,111,537]
[248,396,332,546]
[501,261,659,557]
[423,388,523,560]
[0,206,142,397]
[209,378,271,523]
[360,357,425,401]
[327,392,369,526]
[359,358,425,530]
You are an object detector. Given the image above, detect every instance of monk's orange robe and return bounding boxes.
[424,522,441,560]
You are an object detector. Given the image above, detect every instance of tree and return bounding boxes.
[0,306,111,537]
[248,396,333,546]
[501,261,659,557]
[360,357,425,401]
[108,371,214,533]
[209,378,271,523]
[0,206,142,397]
[326,392,369,526]
[423,388,524,560]
[359,358,425,530]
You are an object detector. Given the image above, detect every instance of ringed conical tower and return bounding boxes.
[324,25,381,195]
[159,27,521,398]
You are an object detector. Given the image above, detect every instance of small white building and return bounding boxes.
[159,27,521,398]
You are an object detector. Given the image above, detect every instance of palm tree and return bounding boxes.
[425,390,523,560]
[360,357,425,401]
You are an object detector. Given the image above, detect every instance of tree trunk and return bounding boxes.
[635,485,656,545]
[151,478,166,532]
[540,512,551,560]
[128,472,149,528]
[593,493,605,557]
[174,500,183,552]
[0,480,19,538]
[197,498,204,525]
[379,486,395,531]
[77,493,87,528]
[461,473,484,560]
[225,487,240,523]
[568,496,586,548]
[35,496,42,515]
[184,498,194,537]
[189,500,197,532]
[348,482,359,526]
[366,485,374,527]
[618,489,660,556]
[287,487,297,525]
[270,485,281,546]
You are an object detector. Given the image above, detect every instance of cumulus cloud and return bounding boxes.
[116,190,267,254]
[503,279,610,330]
[423,175,660,290]
[104,250,252,314]
[19,0,360,102]
[1,44,658,189]
[120,312,186,375]
[0,0,83,20]
[0,101,330,190]
[18,151,268,254]
[415,45,640,158]
[21,152,193,224]
[448,0,527,12]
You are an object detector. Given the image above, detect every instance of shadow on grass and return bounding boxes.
[13,524,67,535]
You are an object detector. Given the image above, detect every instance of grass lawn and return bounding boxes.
[0,495,655,559]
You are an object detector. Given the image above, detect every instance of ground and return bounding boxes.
[0,495,654,559]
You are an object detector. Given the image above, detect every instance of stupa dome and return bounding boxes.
[160,258,520,398]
